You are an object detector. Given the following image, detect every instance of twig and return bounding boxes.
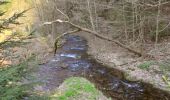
[96,57,137,67]
[159,21,170,33]
[116,60,137,66]
[55,7,69,21]
[0,9,31,31]
[143,1,170,7]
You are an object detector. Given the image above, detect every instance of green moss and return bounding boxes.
[51,77,107,100]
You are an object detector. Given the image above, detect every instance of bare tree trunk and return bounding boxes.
[122,0,128,40]
[155,0,161,46]
[86,0,95,31]
[132,2,136,42]
[93,0,98,30]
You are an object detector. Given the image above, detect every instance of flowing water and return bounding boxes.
[36,35,170,100]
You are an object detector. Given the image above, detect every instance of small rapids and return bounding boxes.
[36,35,170,100]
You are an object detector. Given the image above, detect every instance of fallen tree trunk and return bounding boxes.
[68,22,142,56]
[41,19,153,57]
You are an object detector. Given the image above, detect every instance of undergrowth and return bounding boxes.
[0,56,44,100]
[138,60,170,88]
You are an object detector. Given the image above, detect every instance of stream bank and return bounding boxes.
[35,35,170,100]
[79,33,170,93]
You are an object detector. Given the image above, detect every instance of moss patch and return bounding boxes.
[51,77,109,100]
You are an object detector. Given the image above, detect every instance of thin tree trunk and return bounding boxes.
[122,0,128,40]
[155,0,161,46]
[86,0,95,31]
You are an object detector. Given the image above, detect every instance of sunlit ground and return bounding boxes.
[0,0,34,42]
[0,30,12,42]
[0,0,35,66]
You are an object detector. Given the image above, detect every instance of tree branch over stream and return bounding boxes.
[54,29,81,54]
[31,6,154,57]
[41,19,151,57]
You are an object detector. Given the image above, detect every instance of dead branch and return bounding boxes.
[96,57,137,67]
[54,29,81,54]
[43,19,145,57]
[143,1,170,7]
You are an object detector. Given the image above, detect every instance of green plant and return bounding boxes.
[138,61,156,70]
[159,61,170,72]
[0,56,33,100]
[162,75,170,88]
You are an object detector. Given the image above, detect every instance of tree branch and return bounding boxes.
[54,29,81,54]
[41,19,154,57]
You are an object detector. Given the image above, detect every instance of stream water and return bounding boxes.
[36,35,170,100]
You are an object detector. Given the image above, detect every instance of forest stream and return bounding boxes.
[35,35,170,100]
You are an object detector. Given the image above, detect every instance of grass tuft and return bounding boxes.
[138,61,156,70]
